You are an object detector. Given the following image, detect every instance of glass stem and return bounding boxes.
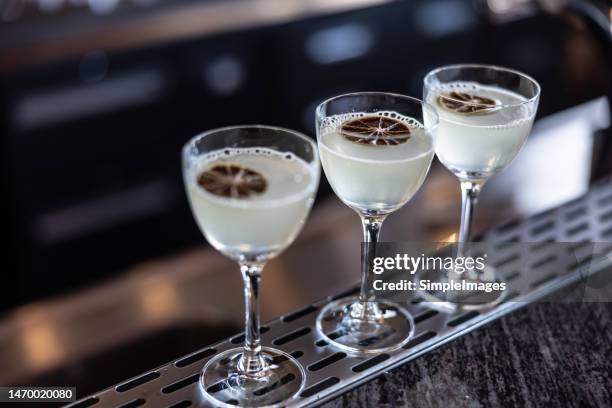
[359,215,386,306]
[238,261,267,376]
[459,180,484,242]
[457,180,483,259]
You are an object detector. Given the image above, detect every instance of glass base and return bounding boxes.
[316,296,414,354]
[200,347,305,407]
[416,265,507,312]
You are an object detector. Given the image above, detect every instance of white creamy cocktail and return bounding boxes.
[186,148,318,261]
[427,82,535,180]
[319,112,434,213]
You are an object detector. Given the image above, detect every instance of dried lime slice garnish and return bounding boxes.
[438,91,499,115]
[341,116,411,146]
[198,164,267,198]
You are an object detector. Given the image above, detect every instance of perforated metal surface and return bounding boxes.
[67,179,612,408]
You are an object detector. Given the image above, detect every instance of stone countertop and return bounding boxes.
[324,303,612,407]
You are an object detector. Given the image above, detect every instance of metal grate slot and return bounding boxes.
[571,240,591,252]
[273,328,312,346]
[307,353,346,372]
[599,209,612,222]
[70,178,612,408]
[175,349,217,368]
[70,397,99,408]
[300,378,340,398]
[282,305,318,322]
[496,219,520,232]
[413,309,438,324]
[205,380,227,394]
[495,235,520,249]
[566,222,589,236]
[601,226,612,238]
[531,220,555,236]
[566,206,587,221]
[531,208,555,221]
[254,374,297,396]
[447,311,480,327]
[315,330,344,347]
[118,399,145,408]
[351,354,390,373]
[504,271,521,281]
[531,254,558,269]
[162,374,200,394]
[167,401,192,408]
[494,253,521,268]
[403,331,437,349]
[532,239,555,251]
[116,372,160,392]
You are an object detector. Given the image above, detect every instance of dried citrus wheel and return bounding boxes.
[197,164,267,198]
[340,116,411,146]
[437,91,499,115]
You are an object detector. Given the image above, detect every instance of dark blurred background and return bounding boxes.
[0,0,610,399]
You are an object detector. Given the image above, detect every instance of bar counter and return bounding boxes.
[325,303,612,407]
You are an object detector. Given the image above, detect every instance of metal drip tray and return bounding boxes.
[68,179,612,408]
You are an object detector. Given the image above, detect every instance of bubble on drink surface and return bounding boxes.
[321,111,423,133]
[320,111,424,148]
[202,147,287,161]
[305,196,315,208]
[436,81,480,92]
